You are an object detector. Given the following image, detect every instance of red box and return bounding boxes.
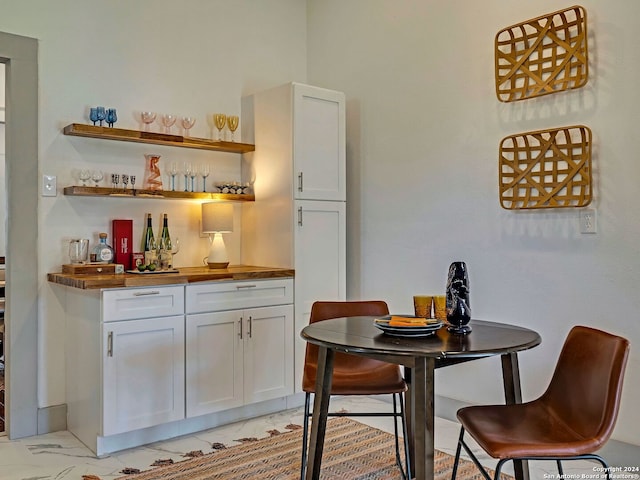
[112,219,133,270]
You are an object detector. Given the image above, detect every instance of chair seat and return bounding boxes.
[457,402,607,459]
[302,353,406,395]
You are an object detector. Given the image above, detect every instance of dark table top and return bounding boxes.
[301,317,541,361]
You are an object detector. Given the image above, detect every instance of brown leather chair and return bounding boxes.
[451,325,630,480]
[300,301,410,480]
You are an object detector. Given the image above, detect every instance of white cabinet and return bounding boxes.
[185,280,294,417]
[102,315,185,436]
[64,285,185,455]
[242,83,347,393]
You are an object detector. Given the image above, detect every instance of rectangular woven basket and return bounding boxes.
[495,5,588,102]
[499,125,592,210]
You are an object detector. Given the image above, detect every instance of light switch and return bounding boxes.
[42,174,57,197]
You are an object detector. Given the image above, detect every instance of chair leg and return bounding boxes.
[557,459,564,477]
[300,392,311,480]
[454,426,493,480]
[451,427,464,480]
[399,392,412,480]
[391,393,410,480]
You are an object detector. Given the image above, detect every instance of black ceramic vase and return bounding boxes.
[446,261,472,334]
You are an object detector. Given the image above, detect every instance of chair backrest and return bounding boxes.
[308,300,389,324]
[541,325,630,448]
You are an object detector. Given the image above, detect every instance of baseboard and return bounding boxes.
[435,395,640,467]
[37,403,67,434]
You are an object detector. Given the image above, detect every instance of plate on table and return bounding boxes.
[374,315,443,337]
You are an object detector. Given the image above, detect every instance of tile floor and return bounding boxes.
[0,396,628,480]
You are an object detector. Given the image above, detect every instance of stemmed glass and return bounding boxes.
[106,108,118,127]
[169,161,179,191]
[181,117,196,137]
[141,112,156,131]
[183,162,192,192]
[162,114,177,134]
[79,169,91,186]
[213,113,227,141]
[111,173,120,189]
[227,115,239,142]
[96,107,106,127]
[130,175,136,193]
[200,164,210,192]
[122,174,129,191]
[189,166,198,193]
[91,170,103,187]
[89,108,99,126]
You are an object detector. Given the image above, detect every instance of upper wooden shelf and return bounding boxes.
[63,123,255,154]
[63,185,255,202]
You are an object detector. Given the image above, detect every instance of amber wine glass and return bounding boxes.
[227,115,239,142]
[213,113,227,141]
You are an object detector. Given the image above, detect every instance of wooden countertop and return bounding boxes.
[47,265,295,289]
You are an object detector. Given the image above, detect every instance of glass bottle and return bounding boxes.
[143,213,157,266]
[158,213,173,270]
[91,233,115,263]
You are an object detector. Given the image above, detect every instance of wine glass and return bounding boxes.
[122,174,129,191]
[162,114,176,134]
[189,167,198,193]
[227,115,239,142]
[130,174,136,192]
[183,162,192,192]
[106,108,118,127]
[89,108,99,126]
[213,113,227,141]
[141,111,156,131]
[181,116,196,137]
[79,169,91,186]
[169,161,179,191]
[91,170,103,187]
[200,163,210,192]
[96,106,106,127]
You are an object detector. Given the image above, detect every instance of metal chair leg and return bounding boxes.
[451,427,464,480]
[557,459,564,477]
[300,392,311,480]
[399,392,412,480]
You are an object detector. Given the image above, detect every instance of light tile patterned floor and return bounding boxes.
[0,396,627,480]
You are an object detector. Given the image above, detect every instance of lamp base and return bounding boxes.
[207,261,229,269]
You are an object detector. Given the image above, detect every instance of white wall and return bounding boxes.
[307,0,639,446]
[0,0,307,410]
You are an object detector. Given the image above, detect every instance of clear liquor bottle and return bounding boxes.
[91,233,114,263]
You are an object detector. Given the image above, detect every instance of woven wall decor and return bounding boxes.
[499,125,592,210]
[495,5,588,102]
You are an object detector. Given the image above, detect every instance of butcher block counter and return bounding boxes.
[47,264,295,289]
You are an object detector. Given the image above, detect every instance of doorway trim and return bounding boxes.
[1,30,39,438]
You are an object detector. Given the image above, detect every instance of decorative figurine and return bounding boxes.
[446,261,472,334]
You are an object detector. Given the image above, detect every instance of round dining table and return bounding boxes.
[301,317,541,480]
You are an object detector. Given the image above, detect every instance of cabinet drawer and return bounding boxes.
[103,286,185,322]
[186,279,293,314]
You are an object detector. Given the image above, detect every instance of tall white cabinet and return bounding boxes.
[241,83,346,392]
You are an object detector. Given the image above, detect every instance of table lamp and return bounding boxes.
[201,202,234,269]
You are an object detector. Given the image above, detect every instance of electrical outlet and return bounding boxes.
[42,174,57,197]
[580,208,597,234]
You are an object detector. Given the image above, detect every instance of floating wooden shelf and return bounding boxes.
[63,123,255,154]
[63,185,255,202]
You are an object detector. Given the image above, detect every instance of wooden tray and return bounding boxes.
[495,6,588,102]
[499,125,592,209]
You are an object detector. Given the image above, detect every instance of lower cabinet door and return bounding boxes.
[244,305,294,404]
[185,311,244,417]
[102,315,185,436]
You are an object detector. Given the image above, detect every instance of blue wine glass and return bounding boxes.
[96,106,106,127]
[89,108,99,126]
[106,108,117,128]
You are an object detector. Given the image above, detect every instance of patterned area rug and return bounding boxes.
[89,418,513,480]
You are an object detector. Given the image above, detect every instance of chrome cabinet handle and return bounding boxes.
[107,331,114,357]
[298,206,303,226]
[236,284,257,290]
[298,172,303,192]
[238,318,243,339]
[248,316,253,338]
[133,290,160,296]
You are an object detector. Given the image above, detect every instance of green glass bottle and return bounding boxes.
[158,213,173,270]
[143,213,156,266]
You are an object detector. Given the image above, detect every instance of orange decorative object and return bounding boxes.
[499,125,592,210]
[495,6,588,102]
[143,154,163,191]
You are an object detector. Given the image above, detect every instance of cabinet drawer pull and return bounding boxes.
[298,206,303,226]
[298,172,303,192]
[107,331,114,357]
[236,284,257,290]
[133,290,161,296]
[238,318,243,339]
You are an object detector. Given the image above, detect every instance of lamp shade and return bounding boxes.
[202,202,234,233]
